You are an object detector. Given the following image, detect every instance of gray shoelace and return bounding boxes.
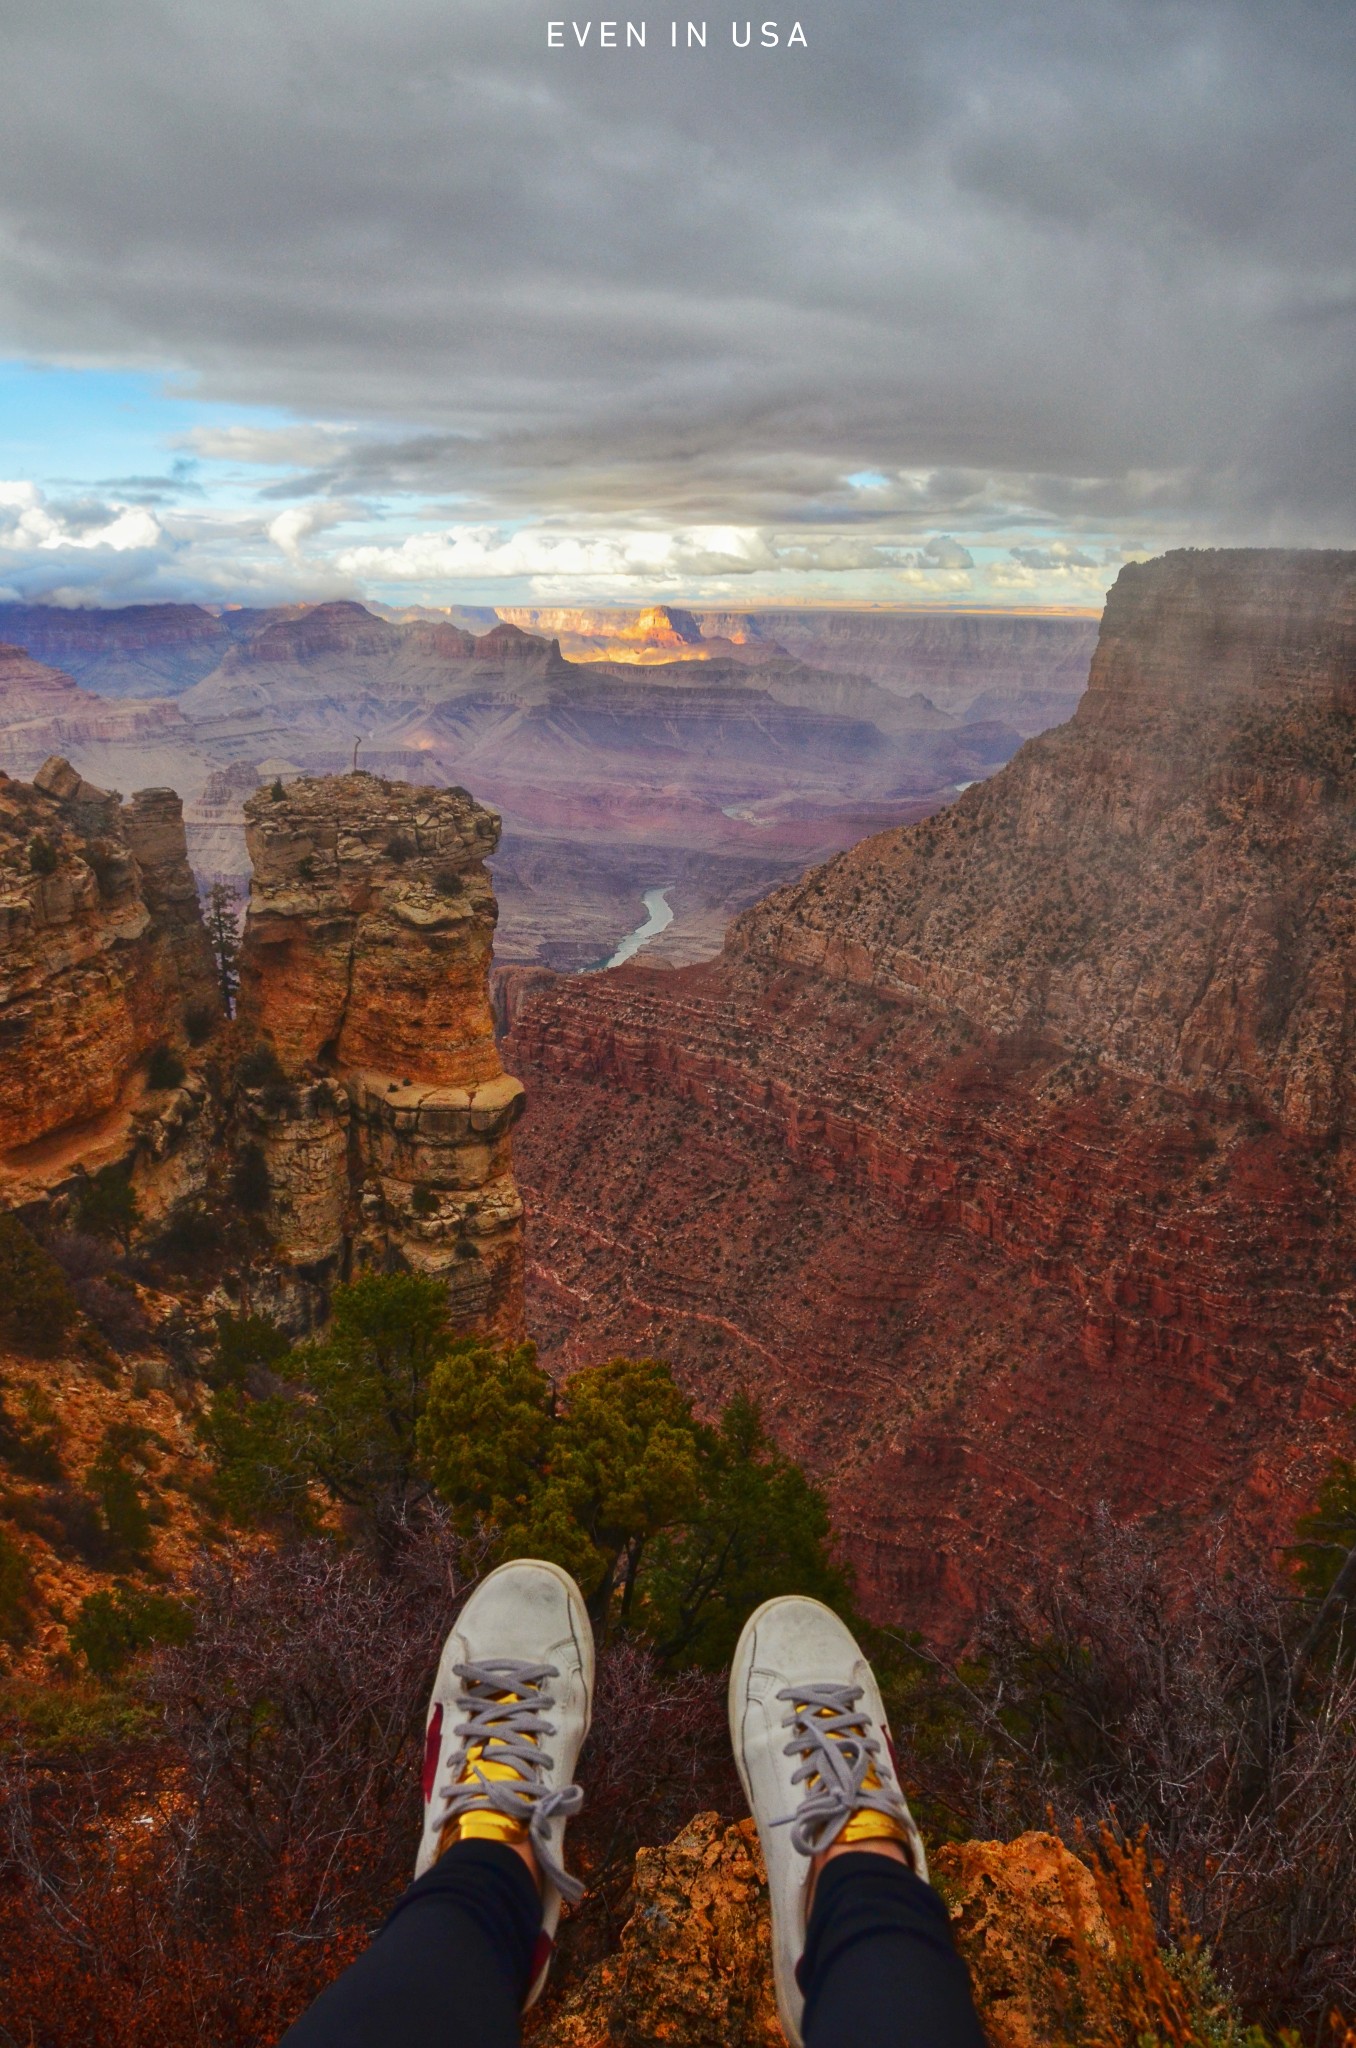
[434,1657,585,1902]
[774,1681,909,1857]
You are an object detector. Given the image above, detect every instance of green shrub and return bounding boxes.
[202,1274,851,1663]
[210,1310,290,1388]
[184,1003,216,1046]
[0,1527,33,1646]
[71,1583,193,1678]
[236,1043,287,1091]
[153,1202,223,1272]
[0,1676,153,1750]
[0,1215,76,1355]
[27,833,58,876]
[1290,1456,1356,1600]
[0,1382,62,1481]
[419,1347,851,1660]
[75,1166,139,1255]
[145,1044,186,1091]
[85,1430,155,1565]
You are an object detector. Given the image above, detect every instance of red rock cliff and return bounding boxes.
[503,550,1356,1639]
[0,756,220,1177]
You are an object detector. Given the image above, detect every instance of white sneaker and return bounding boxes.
[415,1557,595,2009]
[729,1595,927,2048]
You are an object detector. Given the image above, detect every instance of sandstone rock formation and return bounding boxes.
[121,786,220,1023]
[504,550,1356,1635]
[537,1816,779,2048]
[236,772,525,1340]
[0,757,220,1179]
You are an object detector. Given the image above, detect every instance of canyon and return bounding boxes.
[0,600,1096,973]
[501,549,1356,1637]
[1,558,1352,2044]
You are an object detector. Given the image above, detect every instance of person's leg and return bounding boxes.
[799,1847,987,2048]
[729,1595,986,2047]
[281,1840,541,2048]
[279,1557,595,2048]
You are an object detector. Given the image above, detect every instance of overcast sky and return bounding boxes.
[0,0,1352,609]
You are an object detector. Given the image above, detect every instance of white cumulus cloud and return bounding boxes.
[0,481,163,554]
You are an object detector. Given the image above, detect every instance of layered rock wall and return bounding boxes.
[0,756,221,1172]
[237,773,525,1340]
[738,548,1356,1136]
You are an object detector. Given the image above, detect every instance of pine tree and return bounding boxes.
[204,881,242,1015]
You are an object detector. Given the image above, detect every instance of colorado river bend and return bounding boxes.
[605,886,674,967]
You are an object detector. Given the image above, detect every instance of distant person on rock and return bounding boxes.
[280,1559,988,2048]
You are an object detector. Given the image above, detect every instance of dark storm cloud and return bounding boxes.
[1,0,1353,540]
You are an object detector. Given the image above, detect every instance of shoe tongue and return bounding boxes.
[461,1691,534,1787]
[440,1692,538,1856]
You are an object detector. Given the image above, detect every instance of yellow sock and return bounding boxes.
[806,1702,908,1849]
[439,1694,533,1855]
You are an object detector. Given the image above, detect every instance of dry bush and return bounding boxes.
[911,1510,1356,2037]
[0,1524,741,2048]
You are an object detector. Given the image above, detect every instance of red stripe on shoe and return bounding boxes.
[422,1703,443,1804]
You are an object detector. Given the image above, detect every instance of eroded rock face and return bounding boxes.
[122,787,219,1022]
[536,1815,779,2048]
[236,772,525,1340]
[0,757,221,1169]
[740,548,1356,1137]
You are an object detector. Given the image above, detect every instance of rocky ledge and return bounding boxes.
[533,1812,1217,2048]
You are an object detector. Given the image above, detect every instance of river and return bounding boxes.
[605,885,675,968]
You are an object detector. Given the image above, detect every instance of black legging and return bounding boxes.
[281,1840,987,2048]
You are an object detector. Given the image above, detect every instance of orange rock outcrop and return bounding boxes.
[532,1814,1202,2048]
[236,772,525,1339]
